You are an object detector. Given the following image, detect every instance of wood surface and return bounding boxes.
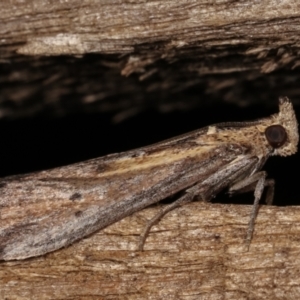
[1,202,300,299]
[1,1,300,118]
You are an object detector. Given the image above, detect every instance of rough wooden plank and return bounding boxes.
[1,202,300,299]
[1,0,300,119]
[0,0,299,57]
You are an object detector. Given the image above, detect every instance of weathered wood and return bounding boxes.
[1,202,300,299]
[1,0,299,58]
[0,1,300,118]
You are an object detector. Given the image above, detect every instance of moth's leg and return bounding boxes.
[229,172,275,205]
[229,171,275,248]
[265,179,275,205]
[138,192,194,251]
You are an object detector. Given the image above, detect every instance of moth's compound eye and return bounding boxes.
[265,125,287,148]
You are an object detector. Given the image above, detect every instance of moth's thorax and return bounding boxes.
[203,124,273,157]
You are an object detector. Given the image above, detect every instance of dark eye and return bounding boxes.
[265,125,287,148]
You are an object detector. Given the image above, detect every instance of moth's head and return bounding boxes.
[266,97,299,156]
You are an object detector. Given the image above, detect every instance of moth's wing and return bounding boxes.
[0,138,251,260]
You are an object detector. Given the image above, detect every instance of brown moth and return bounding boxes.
[0,97,298,261]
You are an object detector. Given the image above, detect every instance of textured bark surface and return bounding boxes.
[1,202,300,299]
[1,0,300,118]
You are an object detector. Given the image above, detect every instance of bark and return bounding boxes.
[0,0,300,118]
[1,202,300,299]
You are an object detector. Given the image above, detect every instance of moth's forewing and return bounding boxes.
[0,131,246,260]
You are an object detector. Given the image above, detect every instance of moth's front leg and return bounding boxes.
[229,171,274,205]
[229,171,275,249]
[138,192,195,251]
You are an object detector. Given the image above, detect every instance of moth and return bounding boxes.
[0,97,298,261]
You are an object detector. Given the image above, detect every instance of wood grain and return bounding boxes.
[1,202,300,299]
[0,0,298,58]
[1,1,300,118]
